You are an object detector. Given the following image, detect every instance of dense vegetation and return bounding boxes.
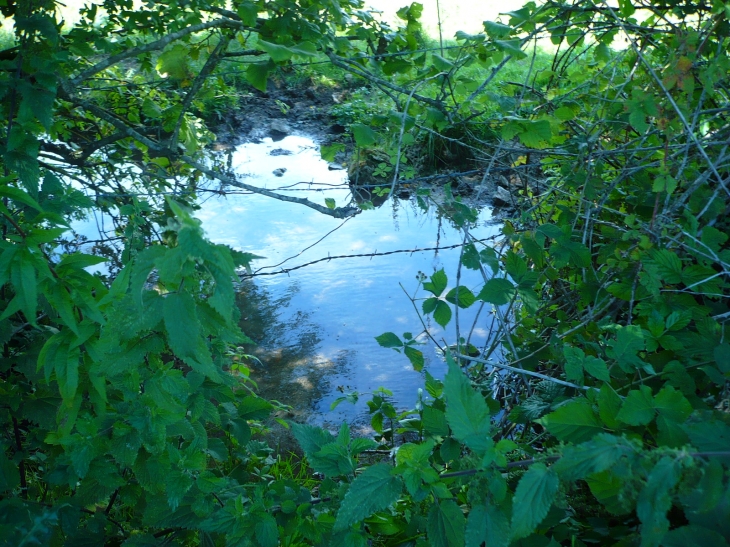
[1,0,729,545]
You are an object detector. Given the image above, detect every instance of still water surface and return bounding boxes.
[196,136,501,427]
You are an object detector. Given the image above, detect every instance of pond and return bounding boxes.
[195,135,502,429]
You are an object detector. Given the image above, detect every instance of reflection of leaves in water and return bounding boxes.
[237,279,319,350]
[236,279,331,416]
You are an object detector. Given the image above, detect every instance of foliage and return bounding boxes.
[2,0,730,545]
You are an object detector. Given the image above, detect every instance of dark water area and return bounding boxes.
[196,136,502,430]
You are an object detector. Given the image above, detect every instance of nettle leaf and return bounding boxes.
[334,464,402,530]
[477,278,515,305]
[444,354,493,454]
[255,513,278,547]
[541,398,603,443]
[423,269,448,295]
[637,457,679,547]
[291,423,334,459]
[511,464,559,540]
[563,346,610,384]
[552,434,632,482]
[466,503,510,547]
[445,286,476,308]
[163,292,200,360]
[428,500,466,547]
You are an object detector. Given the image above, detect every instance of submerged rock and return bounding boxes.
[272,168,287,177]
[270,148,293,156]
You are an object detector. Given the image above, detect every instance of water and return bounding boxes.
[196,136,502,428]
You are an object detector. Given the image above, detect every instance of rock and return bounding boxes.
[493,186,514,207]
[269,120,292,140]
[328,163,344,171]
[497,175,511,189]
[270,148,293,156]
[272,168,287,177]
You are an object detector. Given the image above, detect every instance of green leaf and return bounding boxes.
[428,500,466,547]
[477,278,515,305]
[334,464,402,530]
[616,385,655,426]
[637,457,679,547]
[541,398,603,443]
[291,423,334,459]
[404,346,424,371]
[423,269,448,295]
[598,384,622,429]
[714,343,730,373]
[0,185,43,211]
[510,463,559,540]
[650,249,683,284]
[466,503,510,547]
[606,325,646,372]
[245,61,273,92]
[325,198,336,209]
[255,513,278,547]
[443,354,493,454]
[258,39,295,62]
[445,286,476,308]
[156,44,190,79]
[683,419,730,452]
[422,406,449,436]
[163,292,200,360]
[375,332,403,349]
[653,385,692,423]
[662,525,730,547]
[351,123,377,147]
[552,434,631,481]
[433,300,452,328]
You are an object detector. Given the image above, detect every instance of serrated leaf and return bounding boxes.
[552,434,631,481]
[616,386,655,426]
[422,406,449,436]
[334,464,402,530]
[325,197,336,209]
[433,300,452,328]
[542,398,603,443]
[477,278,514,305]
[637,457,679,547]
[511,464,559,539]
[404,346,424,371]
[351,123,377,147]
[255,513,278,547]
[375,332,402,348]
[651,249,683,284]
[163,292,200,360]
[444,354,493,454]
[683,419,730,452]
[662,525,730,547]
[445,286,476,308]
[423,269,448,295]
[606,325,646,372]
[428,500,465,547]
[598,384,622,429]
[291,423,334,459]
[653,385,692,423]
[466,503,510,547]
